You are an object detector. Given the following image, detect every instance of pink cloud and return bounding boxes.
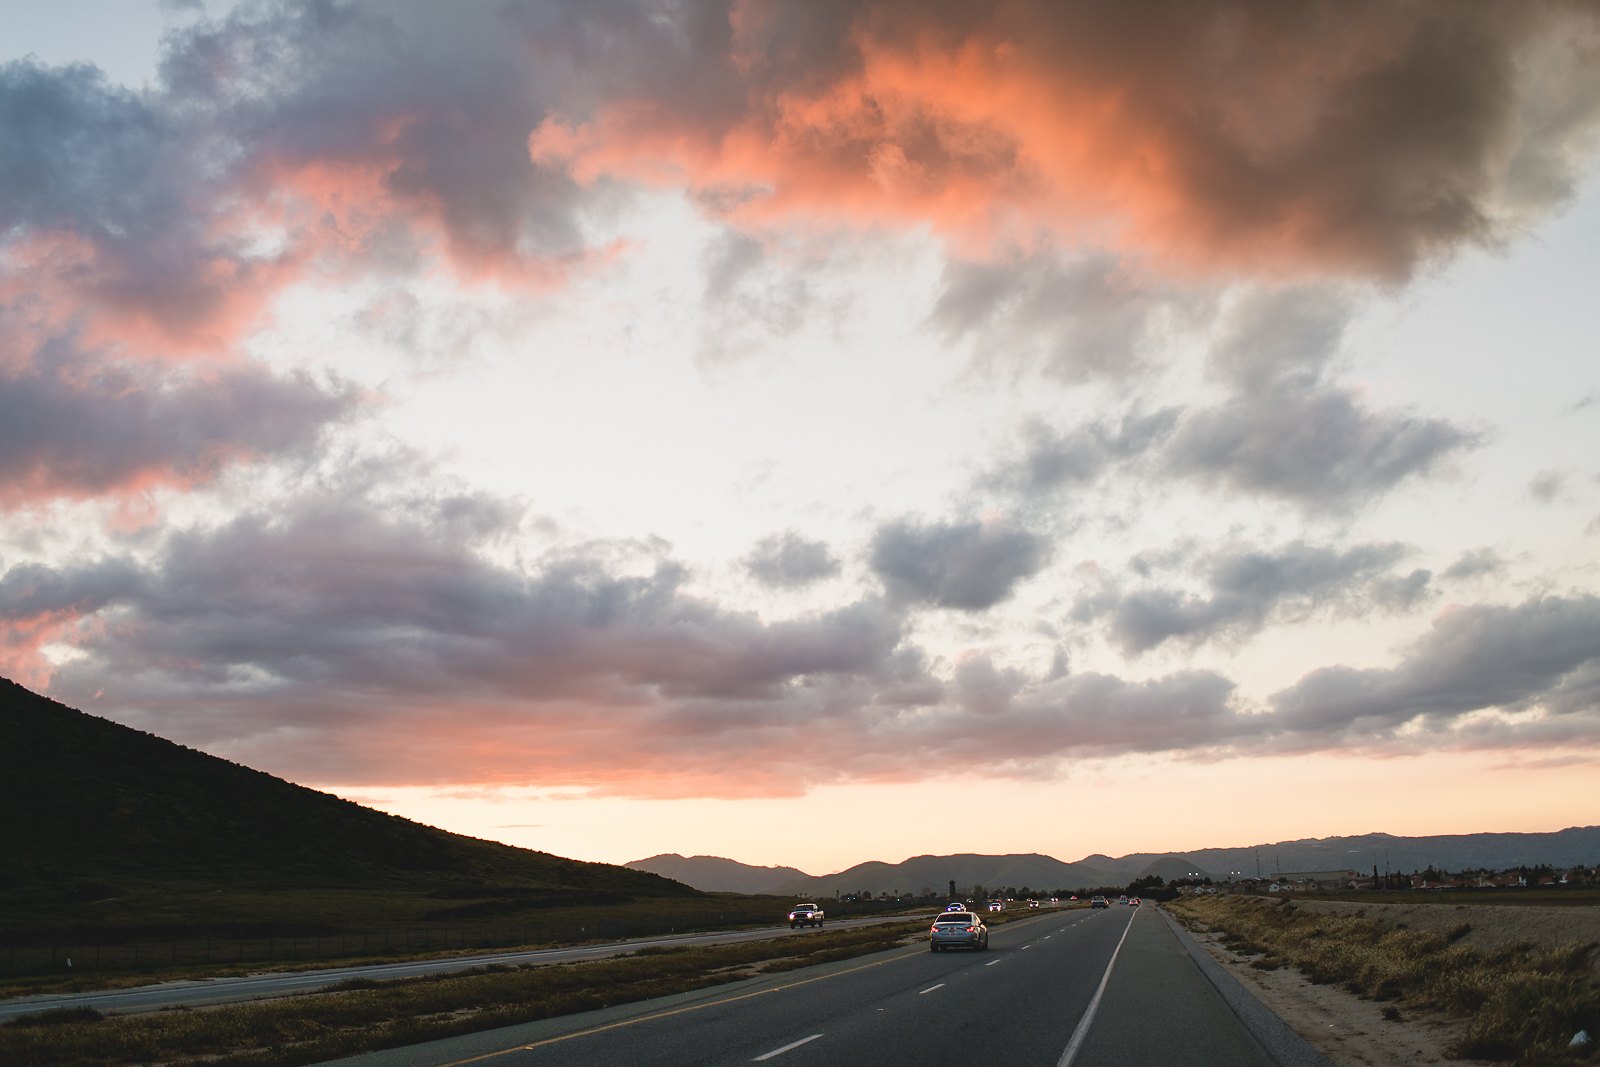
[533,0,1600,280]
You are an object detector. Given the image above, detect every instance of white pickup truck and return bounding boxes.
[787,903,825,928]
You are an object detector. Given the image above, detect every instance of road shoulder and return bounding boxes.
[1158,905,1496,1067]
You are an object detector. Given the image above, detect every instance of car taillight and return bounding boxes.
[965,926,975,932]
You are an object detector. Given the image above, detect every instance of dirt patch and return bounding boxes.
[1170,897,1600,1066]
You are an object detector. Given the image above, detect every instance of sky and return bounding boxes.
[3,0,1598,877]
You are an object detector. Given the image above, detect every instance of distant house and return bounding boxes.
[1274,870,1361,892]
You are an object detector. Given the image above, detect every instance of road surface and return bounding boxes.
[318,906,1333,1067]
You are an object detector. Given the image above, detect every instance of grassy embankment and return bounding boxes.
[1168,894,1599,1065]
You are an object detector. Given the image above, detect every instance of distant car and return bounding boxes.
[929,911,989,952]
[1118,895,1129,905]
[987,900,1004,912]
[945,902,966,912]
[1129,897,1141,907]
[1091,896,1109,909]
[787,903,824,928]
[1028,900,1039,908]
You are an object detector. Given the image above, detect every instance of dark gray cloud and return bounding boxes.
[1075,540,1430,654]
[0,558,144,622]
[1441,548,1508,584]
[12,492,1596,792]
[984,409,1179,502]
[693,231,824,366]
[0,339,353,506]
[0,3,640,358]
[902,668,1249,765]
[1269,595,1600,743]
[869,517,1050,611]
[1209,286,1351,389]
[528,0,1600,280]
[1167,380,1478,509]
[1166,286,1480,509]
[0,60,166,239]
[1527,468,1568,504]
[18,489,914,786]
[743,532,840,588]
[9,0,1600,358]
[931,252,1204,381]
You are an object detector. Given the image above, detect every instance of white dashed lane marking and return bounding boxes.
[753,1034,823,1061]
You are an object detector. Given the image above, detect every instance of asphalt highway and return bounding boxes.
[320,906,1333,1067]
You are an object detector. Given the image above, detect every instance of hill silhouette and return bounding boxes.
[629,835,1600,897]
[0,677,692,910]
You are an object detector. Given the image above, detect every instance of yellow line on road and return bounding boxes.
[437,945,927,1066]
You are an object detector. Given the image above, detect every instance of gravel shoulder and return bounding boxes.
[1170,898,1600,1067]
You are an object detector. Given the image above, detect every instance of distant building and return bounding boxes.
[1272,870,1362,892]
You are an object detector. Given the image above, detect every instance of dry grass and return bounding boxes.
[1170,895,1599,1065]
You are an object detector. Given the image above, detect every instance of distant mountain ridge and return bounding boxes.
[627,854,810,895]
[627,828,1600,896]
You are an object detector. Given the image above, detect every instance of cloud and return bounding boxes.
[1441,548,1507,584]
[930,251,1205,380]
[1207,286,1352,389]
[12,487,1598,794]
[1269,595,1600,746]
[986,409,1179,500]
[1074,539,1429,654]
[0,339,353,508]
[10,0,1600,371]
[168,1,606,277]
[1168,379,1478,509]
[13,488,918,792]
[0,3,628,367]
[0,557,146,685]
[869,516,1050,610]
[1165,286,1481,509]
[532,0,1600,281]
[1527,468,1567,504]
[693,230,834,366]
[904,668,1250,766]
[743,532,841,588]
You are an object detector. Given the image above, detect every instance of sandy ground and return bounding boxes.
[1173,899,1600,1067]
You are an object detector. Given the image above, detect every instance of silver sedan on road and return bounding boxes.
[928,910,989,952]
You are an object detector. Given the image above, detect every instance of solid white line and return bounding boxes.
[918,983,946,994]
[1056,910,1139,1067]
[753,1034,823,1061]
